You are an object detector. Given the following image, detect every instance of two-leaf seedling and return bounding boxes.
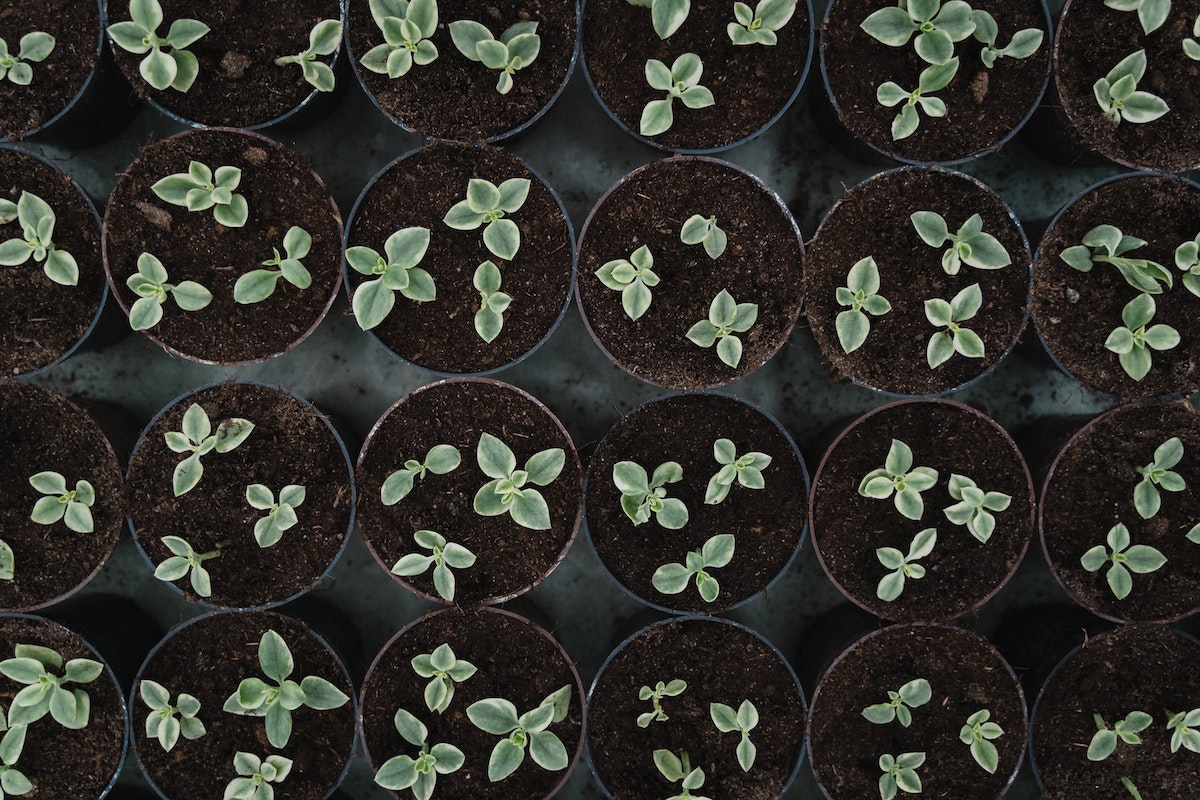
[275,19,341,91]
[234,226,314,304]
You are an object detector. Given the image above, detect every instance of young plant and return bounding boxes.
[107,0,209,92]
[876,59,958,140]
[925,282,985,368]
[970,10,1042,68]
[374,707,465,800]
[472,432,565,530]
[1167,707,1200,753]
[651,533,735,603]
[1093,50,1169,125]
[910,211,1011,275]
[164,403,254,496]
[836,256,892,354]
[613,460,689,529]
[0,541,13,582]
[653,749,710,800]
[151,161,248,227]
[411,643,477,714]
[862,678,932,727]
[0,32,55,85]
[449,20,540,95]
[627,0,691,39]
[1104,292,1180,381]
[125,252,213,331]
[861,0,975,65]
[685,289,758,368]
[1087,711,1153,760]
[710,699,758,772]
[1103,0,1170,35]
[154,535,219,597]
[1133,436,1185,519]
[878,752,925,800]
[1176,232,1200,296]
[466,686,572,781]
[1080,522,1167,600]
[390,530,477,603]
[246,484,306,548]
[0,191,78,285]
[0,723,30,800]
[0,643,102,729]
[637,679,687,727]
[727,0,798,45]
[1059,224,1173,294]
[381,444,462,505]
[640,53,714,137]
[28,471,94,534]
[959,709,1004,773]
[443,177,530,260]
[704,438,771,505]
[361,0,438,78]
[858,439,939,521]
[224,752,292,800]
[596,244,660,321]
[680,215,727,259]
[234,226,313,304]
[140,679,206,752]
[473,260,512,343]
[943,474,1011,543]
[347,226,436,330]
[275,19,341,91]
[222,629,350,749]
[1122,776,1144,800]
[876,528,937,602]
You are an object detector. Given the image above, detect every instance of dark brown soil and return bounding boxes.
[1033,174,1200,399]
[822,0,1049,162]
[588,617,806,800]
[808,624,1026,800]
[0,147,104,375]
[1056,0,1200,173]
[1031,625,1200,797]
[347,0,577,141]
[585,393,807,612]
[108,0,341,128]
[576,157,804,389]
[0,615,125,800]
[135,611,356,800]
[582,0,810,150]
[356,379,581,605]
[345,142,573,374]
[126,382,353,609]
[104,128,343,364]
[361,607,584,800]
[0,0,100,139]
[804,168,1031,396]
[810,400,1034,621]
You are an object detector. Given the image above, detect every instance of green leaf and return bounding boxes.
[640,98,675,136]
[652,0,691,38]
[525,448,565,486]
[529,729,568,771]
[449,20,493,62]
[483,218,520,261]
[860,6,917,45]
[509,490,551,530]
[877,569,905,601]
[467,698,520,735]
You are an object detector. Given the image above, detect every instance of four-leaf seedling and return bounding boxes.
[224,752,292,800]
[858,439,939,521]
[164,403,254,496]
[348,226,437,330]
[705,438,771,505]
[686,289,759,368]
[728,0,799,45]
[1088,710,1153,760]
[246,484,306,548]
[450,20,541,95]
[411,643,477,715]
[108,0,209,92]
[652,533,735,602]
[597,244,660,321]
[473,260,512,343]
[641,53,715,136]
[362,0,439,78]
[1133,436,1185,518]
[0,191,79,285]
[391,530,477,602]
[835,256,892,354]
[466,686,572,782]
[1105,292,1180,381]
[28,471,94,534]
[125,252,213,330]
[1080,522,1167,600]
[638,679,687,727]
[876,59,958,140]
[152,161,249,228]
[613,460,689,529]
[153,535,220,597]
[910,211,1011,275]
[374,707,465,800]
[140,679,206,752]
[381,444,462,505]
[1093,50,1169,126]
[444,178,530,261]
[925,282,985,368]
[0,643,102,729]
[876,528,937,601]
[862,678,932,727]
[472,431,565,530]
[878,752,925,800]
[943,474,1011,543]
[959,708,1004,773]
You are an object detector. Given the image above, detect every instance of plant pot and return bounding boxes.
[802,166,1032,397]
[355,377,581,605]
[1032,172,1200,400]
[580,0,814,153]
[583,391,808,614]
[346,0,580,143]
[809,399,1034,622]
[343,141,575,376]
[807,623,1026,800]
[360,605,585,800]
[576,155,804,390]
[587,615,806,799]
[125,381,355,610]
[102,127,344,365]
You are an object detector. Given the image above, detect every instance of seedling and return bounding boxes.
[1175,232,1200,296]
[728,0,798,45]
[1059,224,1173,295]
[680,215,727,259]
[222,629,350,748]
[472,432,565,530]
[862,678,932,727]
[234,226,313,304]
[0,32,55,85]
[1087,711,1152,760]
[1122,777,1144,800]
[0,724,30,799]
[613,460,689,529]
[685,289,758,368]
[391,530,477,603]
[107,0,209,91]
[473,260,512,343]
[443,177,530,260]
[0,191,78,285]
[596,244,660,321]
[1080,522,1167,600]
[943,474,1011,543]
[653,749,710,800]
[1104,292,1179,381]
[449,20,540,95]
[925,282,985,368]
[164,403,254,496]
[705,438,771,505]
[858,439,939,521]
[640,53,714,137]
[876,528,937,602]
[876,59,958,140]
[1167,707,1200,753]
[652,533,735,602]
[1133,436,1185,519]
[1185,14,1200,60]
[627,0,691,39]
[878,752,925,800]
[125,252,213,331]
[959,709,1004,773]
[154,535,219,597]
[861,0,975,65]
[1094,50,1169,125]
[361,0,438,77]
[910,211,1011,275]
[970,10,1042,68]
[1103,0,1170,35]
[140,679,205,752]
[0,643,102,729]
[381,444,462,505]
[275,19,341,91]
[637,679,687,727]
[151,161,248,227]
[466,686,572,781]
[710,699,758,772]
[411,643,477,714]
[224,752,292,800]
[0,541,12,581]
[347,226,436,330]
[836,256,892,354]
[374,707,465,800]
[28,471,94,534]
[246,484,306,548]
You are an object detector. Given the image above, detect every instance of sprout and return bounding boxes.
[626,0,691,39]
[450,20,540,95]
[637,679,687,727]
[1094,50,1169,125]
[943,474,1011,543]
[970,10,1042,68]
[154,535,220,597]
[858,439,940,520]
[222,629,350,749]
[443,177,530,261]
[246,484,306,548]
[596,244,660,321]
[959,709,1004,774]
[410,643,477,714]
[1087,711,1153,760]
[0,724,30,800]
[275,19,341,91]
[613,460,689,529]
[151,161,248,228]
[862,678,932,727]
[361,0,438,78]
[878,752,925,800]
[836,256,892,354]
[374,707,465,800]
[164,403,254,496]
[1059,224,1173,295]
[381,444,462,505]
[107,0,209,92]
[925,282,985,369]
[347,226,436,330]
[28,471,94,534]
[1122,776,1144,800]
[1133,437,1185,519]
[125,252,213,331]
[876,59,958,140]
[653,749,710,800]
[1103,0,1170,35]
[140,679,206,752]
[685,289,758,368]
[472,432,565,530]
[1175,232,1200,296]
[710,699,758,772]
[860,0,975,65]
[1167,708,1200,753]
[466,686,572,781]
[640,53,714,137]
[224,752,292,800]
[391,530,477,603]
[1080,522,1167,600]
[652,533,735,602]
[1185,14,1200,60]
[727,0,798,45]
[680,215,727,260]
[704,438,771,505]
[474,260,512,343]
[876,528,937,602]
[1104,292,1180,381]
[234,227,313,304]
[910,211,1011,275]
[0,191,78,285]
[0,32,55,85]
[0,644,102,729]
[0,541,12,581]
